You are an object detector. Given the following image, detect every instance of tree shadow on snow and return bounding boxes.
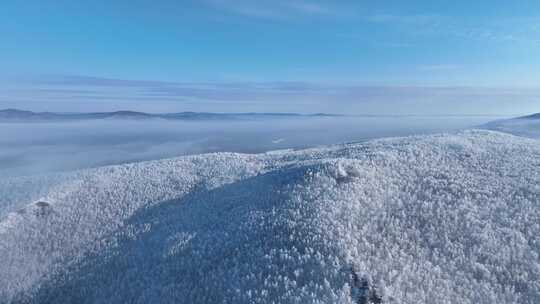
[32,163,351,303]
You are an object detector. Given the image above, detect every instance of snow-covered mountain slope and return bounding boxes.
[1,130,539,303]
[483,114,540,139]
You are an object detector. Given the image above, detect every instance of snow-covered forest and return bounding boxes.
[1,129,539,303]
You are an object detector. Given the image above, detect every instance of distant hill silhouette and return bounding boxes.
[0,109,341,122]
[517,113,540,120]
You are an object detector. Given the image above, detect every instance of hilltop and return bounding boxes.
[0,130,539,303]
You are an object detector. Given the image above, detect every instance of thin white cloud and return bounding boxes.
[3,75,540,116]
[365,13,441,26]
[285,1,333,15]
[204,0,341,20]
[365,13,540,45]
[417,64,461,72]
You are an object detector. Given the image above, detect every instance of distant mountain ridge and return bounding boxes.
[517,113,540,119]
[481,112,540,139]
[0,109,341,121]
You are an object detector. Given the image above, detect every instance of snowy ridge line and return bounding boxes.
[0,152,264,219]
[0,130,539,303]
[481,115,540,139]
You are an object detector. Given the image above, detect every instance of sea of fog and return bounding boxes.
[0,116,501,177]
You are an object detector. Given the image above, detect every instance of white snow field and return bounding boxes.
[0,130,539,303]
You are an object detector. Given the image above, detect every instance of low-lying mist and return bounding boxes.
[0,116,497,177]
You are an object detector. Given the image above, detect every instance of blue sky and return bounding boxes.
[1,1,540,115]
